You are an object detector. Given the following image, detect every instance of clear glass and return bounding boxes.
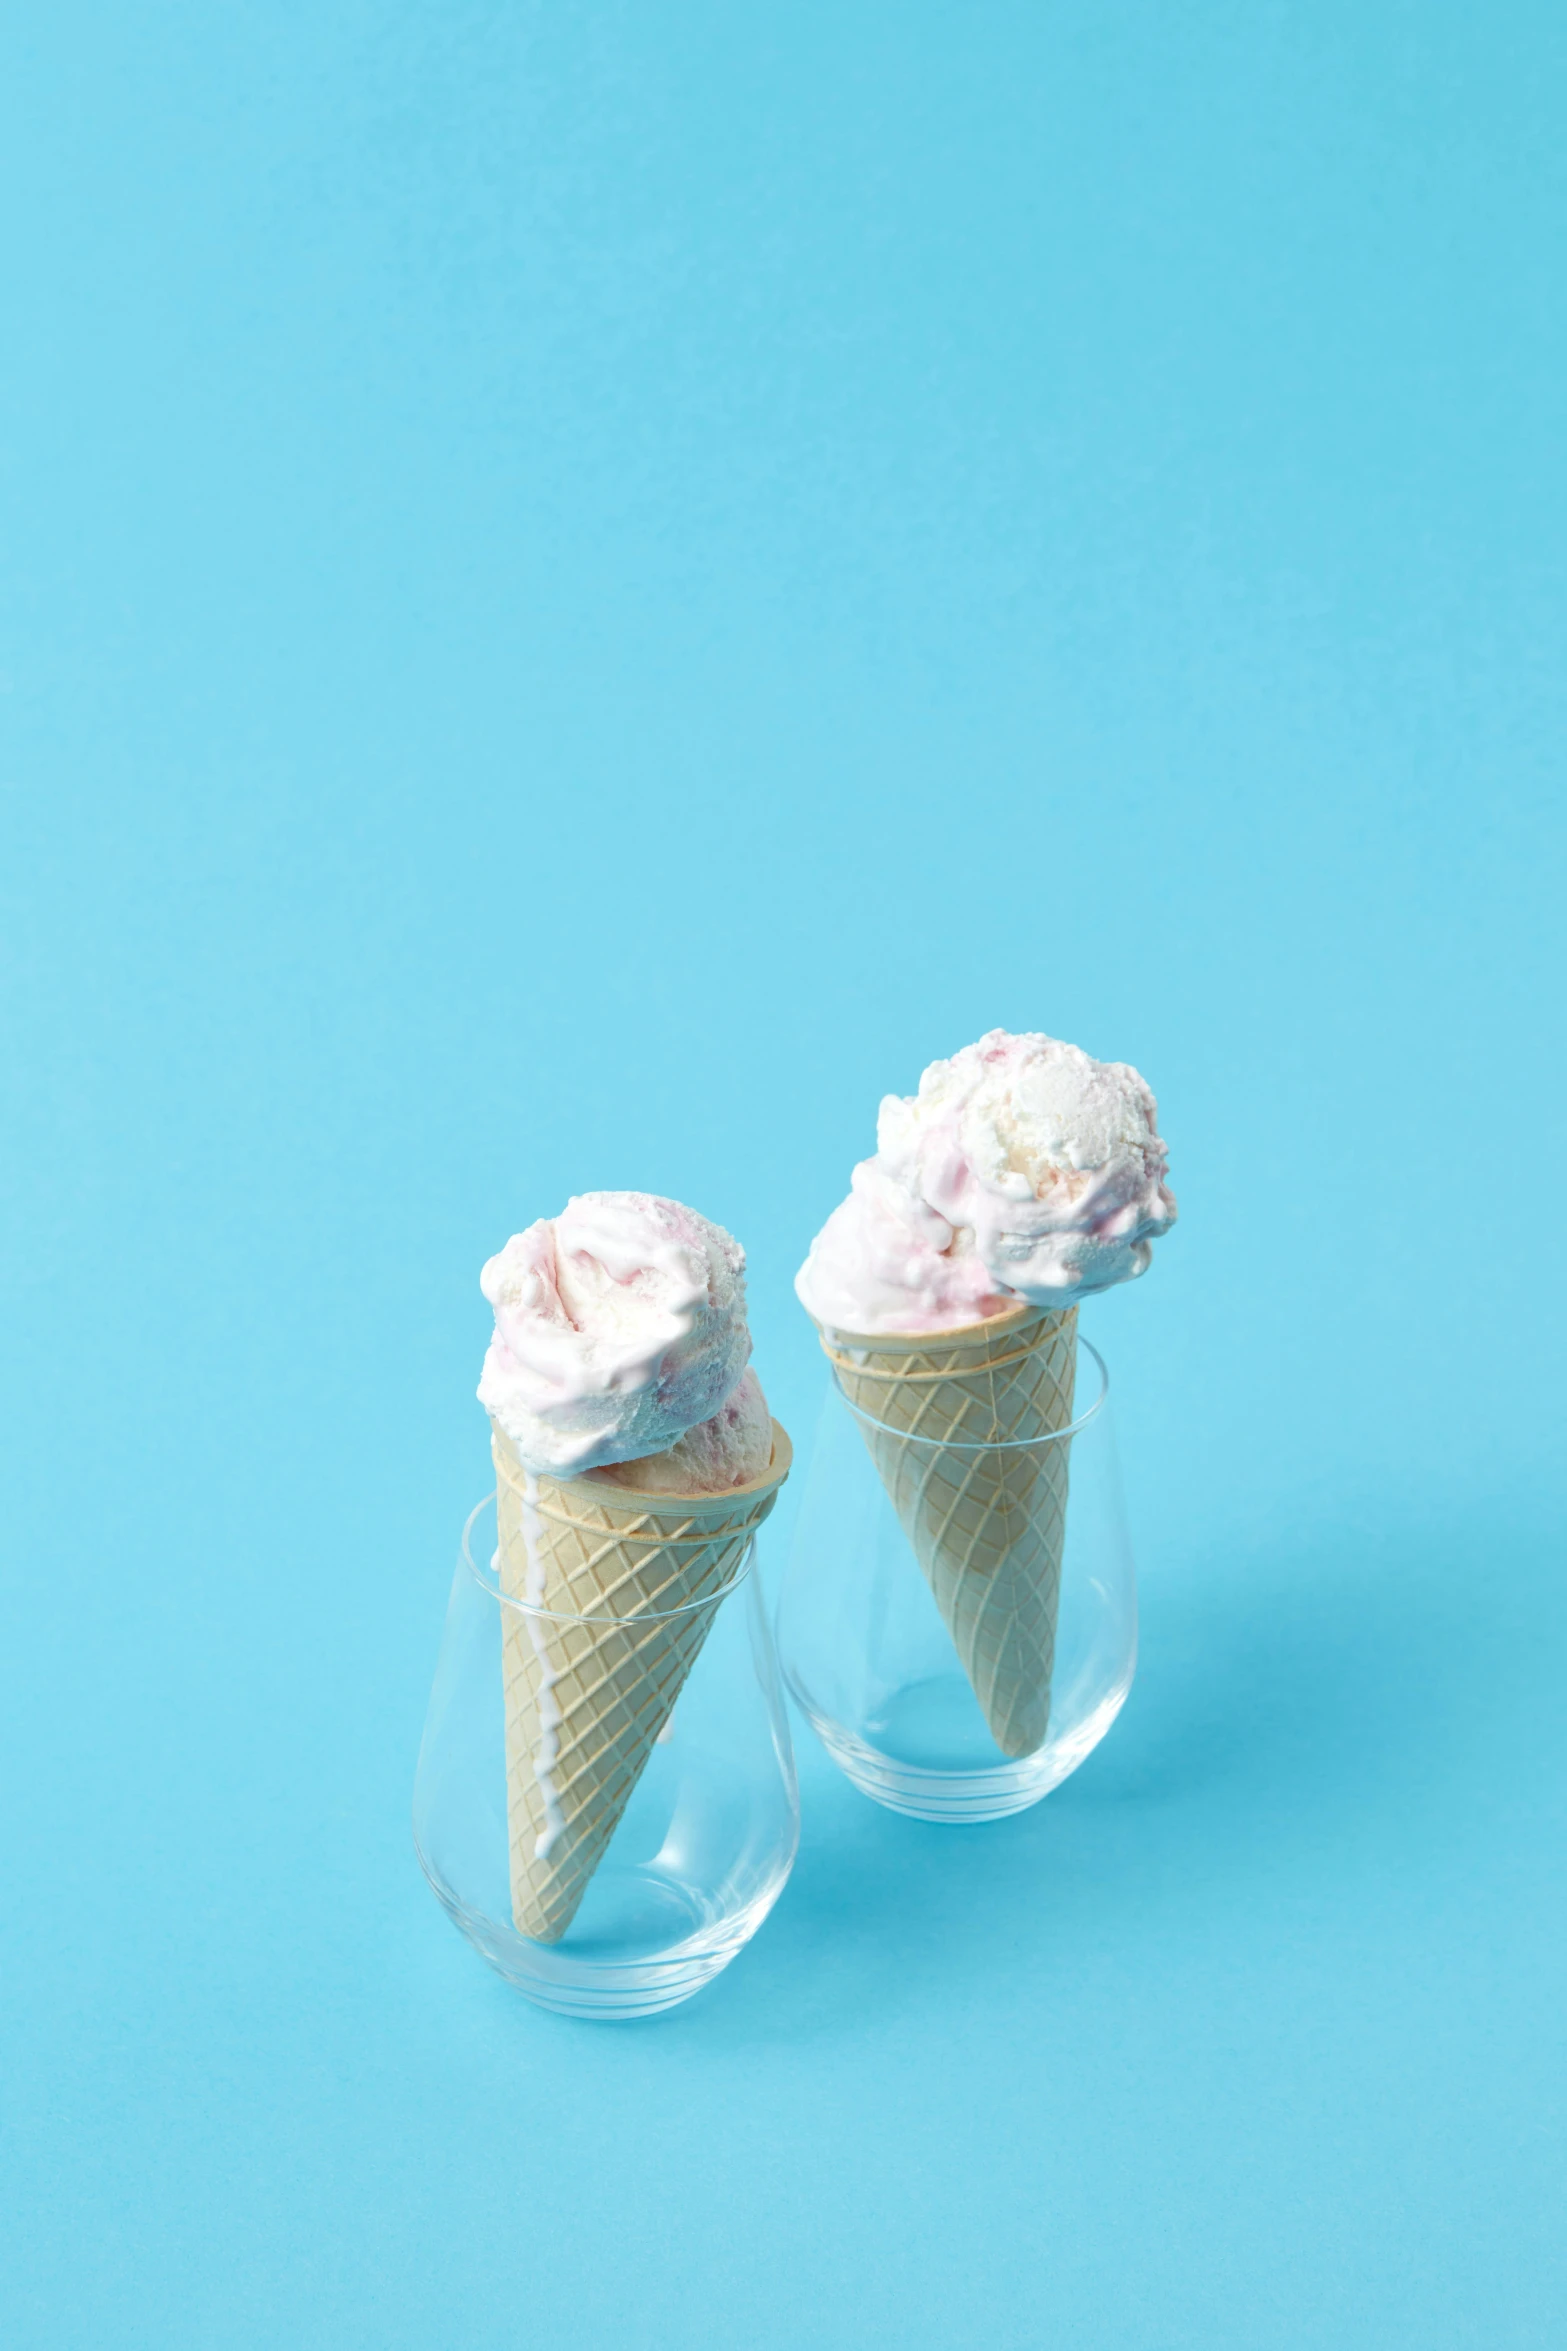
[777,1335,1136,1823]
[414,1497,799,2018]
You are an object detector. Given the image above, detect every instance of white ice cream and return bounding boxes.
[479,1190,766,1479]
[796,1029,1177,1335]
[593,1367,773,1496]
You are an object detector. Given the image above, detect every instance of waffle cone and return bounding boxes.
[817,1303,1077,1758]
[491,1419,792,1944]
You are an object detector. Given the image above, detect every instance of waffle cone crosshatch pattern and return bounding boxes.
[820,1305,1079,1758]
[490,1420,793,1944]
[778,1327,1137,1823]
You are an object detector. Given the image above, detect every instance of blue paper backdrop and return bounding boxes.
[3,6,1564,2345]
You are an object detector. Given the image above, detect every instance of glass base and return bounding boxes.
[790,1665,1134,1824]
[415,1841,788,2018]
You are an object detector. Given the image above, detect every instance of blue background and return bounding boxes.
[3,6,1564,2345]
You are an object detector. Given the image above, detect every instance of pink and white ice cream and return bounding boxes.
[479,1190,773,1488]
[796,1029,1177,1337]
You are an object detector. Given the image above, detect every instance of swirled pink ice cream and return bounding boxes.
[796,1029,1177,1336]
[479,1191,772,1485]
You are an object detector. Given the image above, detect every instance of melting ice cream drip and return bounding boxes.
[519,1471,567,1861]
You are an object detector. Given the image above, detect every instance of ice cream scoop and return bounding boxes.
[796,1028,1176,1336]
[593,1367,774,1496]
[479,1190,760,1477]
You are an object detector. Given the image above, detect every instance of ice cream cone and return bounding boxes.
[816,1304,1077,1757]
[491,1419,793,1943]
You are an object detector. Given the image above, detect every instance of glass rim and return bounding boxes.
[830,1333,1109,1448]
[460,1494,757,1624]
